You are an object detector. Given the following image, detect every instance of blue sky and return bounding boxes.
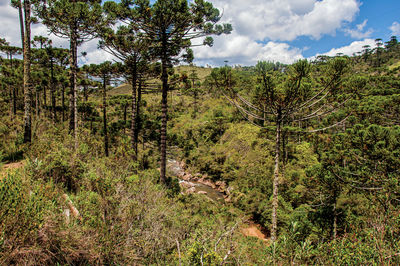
[191,0,400,66]
[0,0,399,66]
[296,0,400,57]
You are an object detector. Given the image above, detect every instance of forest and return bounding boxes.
[1,0,400,265]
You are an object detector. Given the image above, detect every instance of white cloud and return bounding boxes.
[0,2,25,46]
[193,32,303,66]
[390,22,400,36]
[207,0,360,41]
[315,39,376,57]
[0,0,105,64]
[193,0,360,65]
[0,1,70,48]
[1,0,364,67]
[343,19,373,39]
[80,39,119,65]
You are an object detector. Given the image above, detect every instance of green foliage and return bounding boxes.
[2,18,400,264]
[185,241,222,265]
[0,173,54,244]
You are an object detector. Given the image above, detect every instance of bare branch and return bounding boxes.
[237,94,275,115]
[293,98,350,122]
[214,221,239,252]
[306,115,351,133]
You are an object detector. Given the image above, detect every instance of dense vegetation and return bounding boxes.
[1,0,400,264]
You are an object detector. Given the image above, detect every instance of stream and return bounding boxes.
[167,159,225,203]
[167,159,269,241]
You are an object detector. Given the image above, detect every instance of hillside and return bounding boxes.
[1,3,400,263]
[109,65,212,96]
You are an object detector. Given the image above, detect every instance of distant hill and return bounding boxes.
[109,83,132,96]
[109,65,213,96]
[388,60,400,71]
[174,65,212,81]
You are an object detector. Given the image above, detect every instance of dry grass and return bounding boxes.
[108,65,212,96]
[0,161,25,179]
[388,60,400,71]
[174,65,212,81]
[108,83,132,96]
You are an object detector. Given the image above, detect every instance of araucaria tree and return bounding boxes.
[135,0,232,184]
[224,58,350,242]
[98,3,150,160]
[35,0,106,149]
[87,61,122,157]
[0,43,21,118]
[12,0,34,143]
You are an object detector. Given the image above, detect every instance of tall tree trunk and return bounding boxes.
[84,72,88,102]
[10,54,17,116]
[12,86,17,116]
[192,77,198,118]
[9,84,13,119]
[123,103,127,134]
[22,0,31,143]
[43,85,47,111]
[18,0,24,54]
[193,91,198,118]
[160,37,168,185]
[103,76,109,157]
[84,85,88,102]
[6,53,13,119]
[271,112,281,243]
[50,56,56,122]
[69,29,78,149]
[62,84,65,122]
[134,79,142,149]
[35,88,39,117]
[282,129,288,166]
[333,201,337,239]
[130,59,138,160]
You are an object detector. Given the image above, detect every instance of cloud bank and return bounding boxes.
[193,0,361,65]
[0,0,371,66]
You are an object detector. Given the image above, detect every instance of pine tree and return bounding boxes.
[18,0,34,143]
[224,58,350,242]
[135,0,232,184]
[98,5,150,160]
[0,43,21,117]
[35,0,108,149]
[87,61,122,157]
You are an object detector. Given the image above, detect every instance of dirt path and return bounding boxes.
[0,161,25,178]
[241,222,269,242]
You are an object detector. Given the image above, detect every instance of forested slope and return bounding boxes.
[1,1,400,263]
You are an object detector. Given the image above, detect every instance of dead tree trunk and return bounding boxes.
[271,111,281,243]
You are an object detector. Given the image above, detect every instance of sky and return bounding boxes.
[0,0,399,66]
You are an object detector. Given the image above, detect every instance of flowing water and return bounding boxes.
[168,159,225,203]
[179,180,225,203]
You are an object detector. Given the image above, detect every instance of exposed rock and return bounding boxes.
[195,177,215,188]
[227,186,234,194]
[215,181,227,192]
[204,179,216,189]
[180,161,186,169]
[179,181,195,189]
[186,187,196,194]
[177,171,185,178]
[182,173,192,181]
[224,196,232,203]
[170,159,233,201]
